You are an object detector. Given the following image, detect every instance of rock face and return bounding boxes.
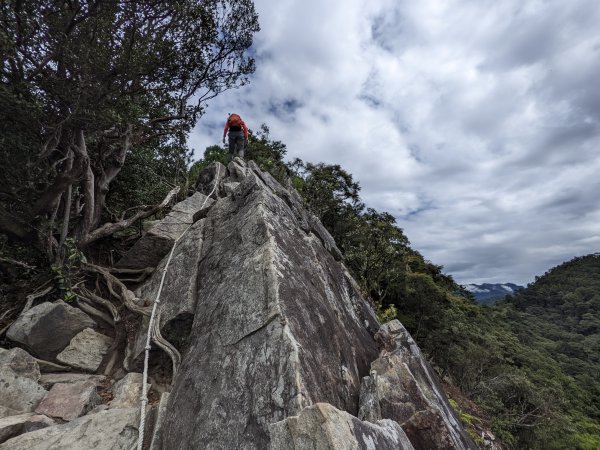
[56,328,112,371]
[158,159,380,449]
[6,302,96,360]
[0,408,139,450]
[269,403,415,450]
[359,320,475,450]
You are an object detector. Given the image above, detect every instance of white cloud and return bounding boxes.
[190,0,600,285]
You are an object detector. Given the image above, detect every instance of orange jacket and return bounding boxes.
[223,116,248,139]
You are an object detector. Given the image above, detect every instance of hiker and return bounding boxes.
[222,113,248,159]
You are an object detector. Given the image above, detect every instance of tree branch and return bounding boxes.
[79,186,179,246]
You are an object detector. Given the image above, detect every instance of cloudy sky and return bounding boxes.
[190,0,600,286]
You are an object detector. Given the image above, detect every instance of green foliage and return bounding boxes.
[51,238,86,302]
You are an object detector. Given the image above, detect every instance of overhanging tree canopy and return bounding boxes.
[0,0,259,260]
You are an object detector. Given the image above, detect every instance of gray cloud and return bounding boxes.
[189,0,600,286]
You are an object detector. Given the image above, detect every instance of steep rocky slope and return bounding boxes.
[0,158,475,449]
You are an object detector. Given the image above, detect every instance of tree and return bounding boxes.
[0,0,259,262]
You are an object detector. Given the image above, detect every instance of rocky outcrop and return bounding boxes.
[269,403,415,450]
[6,302,96,360]
[0,158,475,449]
[359,320,475,449]
[158,159,380,449]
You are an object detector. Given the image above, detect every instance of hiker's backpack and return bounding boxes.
[228,114,243,130]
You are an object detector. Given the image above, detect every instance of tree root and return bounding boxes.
[151,309,181,380]
[83,263,151,316]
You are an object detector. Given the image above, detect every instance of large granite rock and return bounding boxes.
[6,302,95,360]
[0,408,139,450]
[35,380,100,421]
[359,320,476,450]
[269,403,414,450]
[0,413,54,444]
[56,328,112,371]
[158,160,380,448]
[116,192,213,270]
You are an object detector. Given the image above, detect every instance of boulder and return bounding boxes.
[194,162,227,198]
[0,366,47,413]
[56,328,113,372]
[0,413,54,444]
[359,320,476,450]
[269,403,415,450]
[35,380,100,421]
[110,372,143,409]
[0,347,40,381]
[116,191,213,270]
[0,407,139,450]
[159,163,380,448]
[6,302,95,360]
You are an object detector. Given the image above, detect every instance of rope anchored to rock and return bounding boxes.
[136,165,222,450]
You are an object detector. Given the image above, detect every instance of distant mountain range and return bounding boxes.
[464,283,524,304]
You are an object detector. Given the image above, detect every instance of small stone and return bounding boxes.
[56,328,113,372]
[6,302,96,360]
[0,413,54,444]
[110,373,143,409]
[35,381,100,421]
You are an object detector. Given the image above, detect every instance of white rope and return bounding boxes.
[136,165,222,450]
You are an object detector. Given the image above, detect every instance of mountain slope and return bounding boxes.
[464,283,524,305]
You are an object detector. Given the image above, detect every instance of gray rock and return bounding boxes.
[269,403,415,450]
[116,192,213,270]
[34,358,71,373]
[160,163,380,448]
[0,347,40,381]
[0,406,21,420]
[149,392,169,450]
[358,371,381,422]
[39,373,106,388]
[0,366,47,413]
[35,380,100,421]
[110,372,143,409]
[361,320,477,450]
[194,161,227,198]
[6,302,96,360]
[0,407,139,450]
[0,413,54,445]
[56,328,113,372]
[223,181,240,195]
